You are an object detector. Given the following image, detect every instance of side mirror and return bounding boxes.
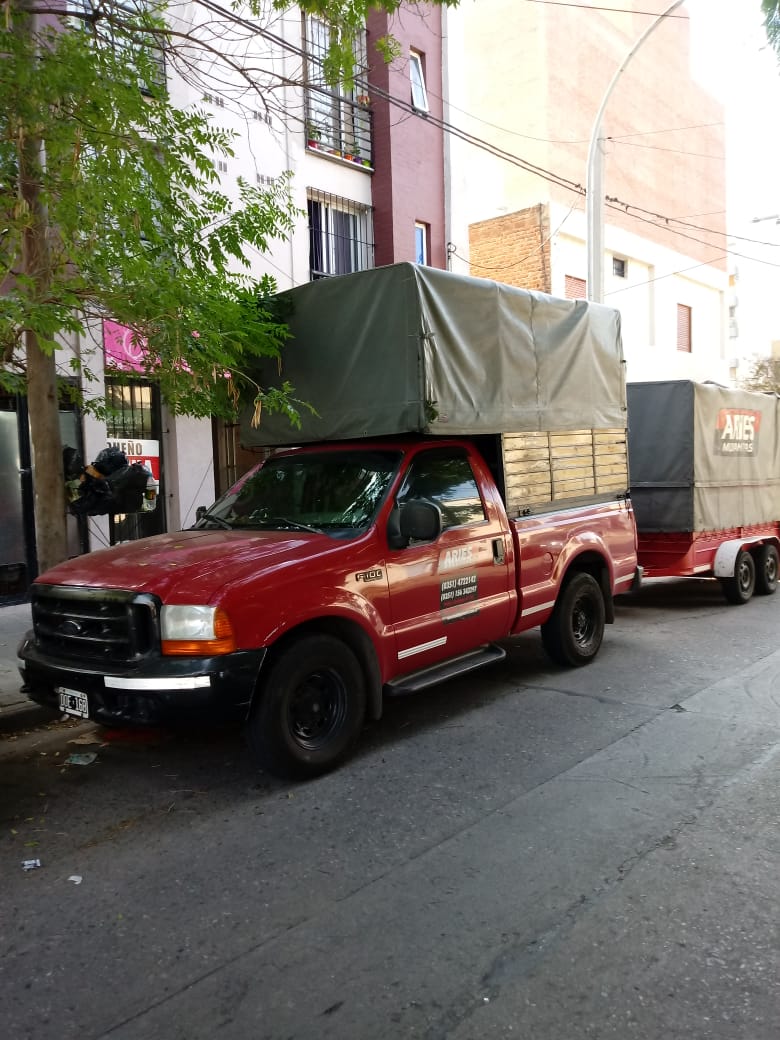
[391,498,441,548]
[195,505,207,522]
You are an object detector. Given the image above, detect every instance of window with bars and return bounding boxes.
[106,380,159,440]
[303,15,372,167]
[307,191,374,280]
[105,378,165,542]
[565,275,587,300]
[677,304,692,352]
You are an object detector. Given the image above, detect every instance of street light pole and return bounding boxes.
[586,0,687,302]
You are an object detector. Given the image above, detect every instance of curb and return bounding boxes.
[0,701,61,736]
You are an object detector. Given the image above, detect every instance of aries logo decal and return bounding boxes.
[356,569,384,583]
[715,409,760,456]
[440,546,473,571]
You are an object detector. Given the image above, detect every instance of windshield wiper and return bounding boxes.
[198,514,233,530]
[260,516,322,534]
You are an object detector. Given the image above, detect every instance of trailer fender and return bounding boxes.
[713,537,768,578]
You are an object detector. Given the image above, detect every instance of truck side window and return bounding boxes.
[400,450,486,529]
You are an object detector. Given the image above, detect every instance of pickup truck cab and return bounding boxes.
[19,437,638,777]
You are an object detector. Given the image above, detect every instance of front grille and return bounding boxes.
[31,585,159,665]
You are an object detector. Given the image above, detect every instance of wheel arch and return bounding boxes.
[714,536,778,578]
[558,548,615,624]
[252,616,383,721]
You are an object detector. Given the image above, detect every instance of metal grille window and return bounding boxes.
[677,304,692,352]
[106,380,157,440]
[307,191,374,280]
[303,15,372,167]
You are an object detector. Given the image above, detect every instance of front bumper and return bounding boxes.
[18,633,266,727]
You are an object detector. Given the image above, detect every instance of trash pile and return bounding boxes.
[66,446,157,517]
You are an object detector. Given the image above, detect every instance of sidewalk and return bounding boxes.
[0,600,59,732]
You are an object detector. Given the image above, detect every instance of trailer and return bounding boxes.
[627,380,780,603]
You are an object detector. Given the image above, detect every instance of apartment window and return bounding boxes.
[303,15,372,165]
[612,256,627,278]
[565,275,587,300]
[677,304,692,352]
[415,222,429,265]
[216,159,228,174]
[307,190,374,280]
[409,51,429,112]
[70,1,166,96]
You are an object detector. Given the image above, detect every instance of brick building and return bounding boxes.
[445,0,729,383]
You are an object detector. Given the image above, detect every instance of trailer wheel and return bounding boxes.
[541,572,605,667]
[247,634,366,780]
[754,544,779,596]
[720,549,756,605]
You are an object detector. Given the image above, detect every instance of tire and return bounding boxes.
[720,549,756,604]
[541,572,606,667]
[754,544,779,596]
[247,634,366,780]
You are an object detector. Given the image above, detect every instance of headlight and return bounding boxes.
[160,605,236,656]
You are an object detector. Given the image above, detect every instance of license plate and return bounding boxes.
[57,687,90,719]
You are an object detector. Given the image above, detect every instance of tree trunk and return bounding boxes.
[26,334,68,574]
[18,2,68,573]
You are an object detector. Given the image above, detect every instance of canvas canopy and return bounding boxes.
[240,263,627,447]
[627,380,780,532]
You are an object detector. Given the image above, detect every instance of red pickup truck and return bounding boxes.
[19,436,638,777]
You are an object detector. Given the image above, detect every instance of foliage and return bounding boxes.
[270,0,459,83]
[762,1,780,58]
[1,1,299,421]
[741,354,780,394]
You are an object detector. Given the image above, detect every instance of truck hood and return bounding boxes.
[35,529,337,602]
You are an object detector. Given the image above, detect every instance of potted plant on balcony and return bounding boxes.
[306,122,321,149]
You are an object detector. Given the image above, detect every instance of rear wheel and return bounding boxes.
[720,549,756,604]
[754,544,779,596]
[247,634,366,780]
[541,572,605,667]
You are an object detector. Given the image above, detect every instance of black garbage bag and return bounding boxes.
[68,448,152,516]
[69,472,113,516]
[107,462,152,514]
[92,445,130,477]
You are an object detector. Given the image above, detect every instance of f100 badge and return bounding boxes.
[355,568,384,582]
[715,409,760,455]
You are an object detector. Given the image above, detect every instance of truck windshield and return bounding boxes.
[196,450,402,536]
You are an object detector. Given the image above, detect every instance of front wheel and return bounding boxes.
[754,544,779,596]
[720,549,756,604]
[541,572,606,667]
[247,634,366,780]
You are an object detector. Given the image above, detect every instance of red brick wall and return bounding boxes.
[469,205,552,292]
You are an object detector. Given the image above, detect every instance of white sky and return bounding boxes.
[688,0,780,223]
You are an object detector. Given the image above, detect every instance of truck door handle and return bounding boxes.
[492,537,505,565]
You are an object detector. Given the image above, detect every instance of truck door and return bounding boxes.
[385,446,513,671]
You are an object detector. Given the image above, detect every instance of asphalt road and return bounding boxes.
[2,577,780,1039]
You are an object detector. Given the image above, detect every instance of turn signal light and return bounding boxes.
[161,607,237,656]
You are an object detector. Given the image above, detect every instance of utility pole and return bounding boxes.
[586,0,687,302]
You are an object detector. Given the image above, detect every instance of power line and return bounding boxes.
[521,0,689,16]
[188,2,780,269]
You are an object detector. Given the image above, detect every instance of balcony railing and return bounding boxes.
[304,89,373,170]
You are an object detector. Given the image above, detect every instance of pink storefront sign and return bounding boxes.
[103,319,147,373]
